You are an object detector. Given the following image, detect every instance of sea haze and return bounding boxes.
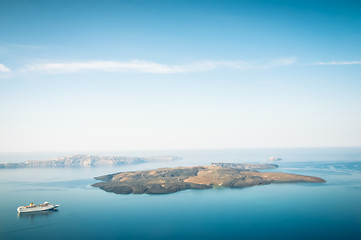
[0,147,361,240]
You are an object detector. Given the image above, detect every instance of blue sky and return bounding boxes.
[0,0,360,152]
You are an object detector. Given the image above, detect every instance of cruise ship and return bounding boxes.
[17,202,60,213]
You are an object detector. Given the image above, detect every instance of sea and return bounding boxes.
[0,147,361,240]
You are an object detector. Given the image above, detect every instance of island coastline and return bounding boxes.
[92,163,326,194]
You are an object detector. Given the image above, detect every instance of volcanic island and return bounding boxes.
[92,163,326,194]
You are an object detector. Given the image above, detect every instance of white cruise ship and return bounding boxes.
[17,202,60,213]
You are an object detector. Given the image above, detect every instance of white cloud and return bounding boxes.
[314,61,361,65]
[22,60,183,74]
[0,64,11,73]
[21,58,296,74]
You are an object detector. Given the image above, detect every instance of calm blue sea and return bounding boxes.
[1,148,361,240]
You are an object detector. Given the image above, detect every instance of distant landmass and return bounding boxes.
[212,162,278,170]
[92,163,326,194]
[0,154,180,168]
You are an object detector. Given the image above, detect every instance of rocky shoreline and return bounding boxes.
[92,163,326,194]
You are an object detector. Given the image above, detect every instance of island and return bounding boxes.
[0,154,180,168]
[92,163,326,194]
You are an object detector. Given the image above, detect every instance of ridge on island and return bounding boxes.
[92,163,326,194]
[0,154,180,168]
[212,162,278,170]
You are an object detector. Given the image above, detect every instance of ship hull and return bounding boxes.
[17,204,59,213]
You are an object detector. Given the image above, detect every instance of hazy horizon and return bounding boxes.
[1,146,361,155]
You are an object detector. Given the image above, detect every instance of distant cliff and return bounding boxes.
[0,154,180,168]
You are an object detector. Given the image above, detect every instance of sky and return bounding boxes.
[0,0,360,152]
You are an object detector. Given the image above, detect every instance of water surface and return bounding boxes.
[1,148,361,239]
